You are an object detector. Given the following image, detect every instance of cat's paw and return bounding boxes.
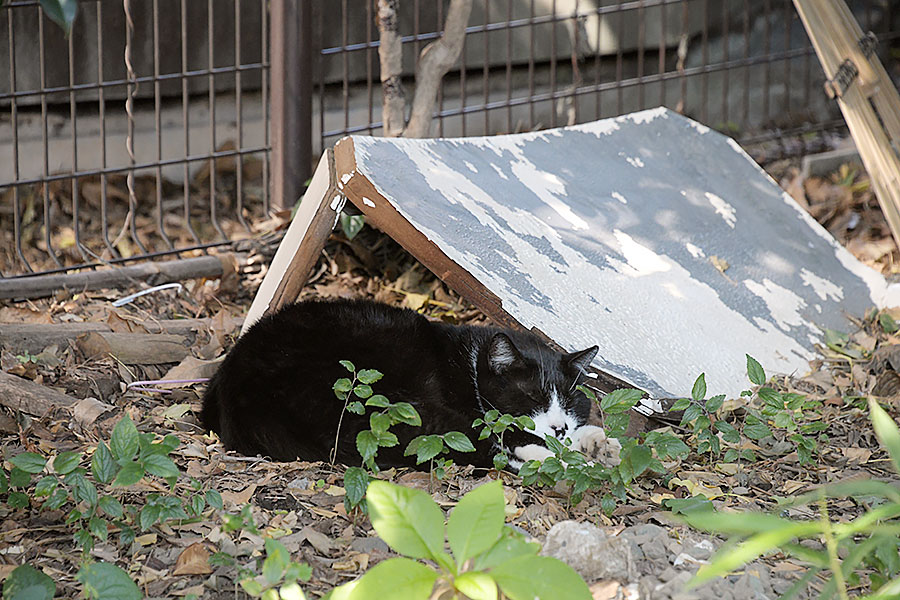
[514,443,554,463]
[573,425,622,468]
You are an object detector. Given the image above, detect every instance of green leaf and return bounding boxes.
[443,431,475,453]
[333,378,353,394]
[44,488,68,511]
[340,213,366,241]
[2,564,55,600]
[263,538,290,584]
[9,467,30,488]
[139,504,162,530]
[98,496,124,519]
[39,0,78,36]
[681,404,702,426]
[10,452,47,474]
[76,562,141,600]
[356,431,378,463]
[347,557,437,600]
[68,473,98,507]
[369,413,391,435]
[366,395,390,408]
[366,481,445,560]
[113,461,145,487]
[618,445,652,482]
[690,522,821,585]
[0,469,7,494]
[715,421,741,444]
[344,467,369,508]
[870,398,900,474]
[141,454,179,480]
[880,312,899,334]
[110,416,139,463]
[492,452,509,470]
[339,360,356,372]
[746,355,765,385]
[89,516,109,541]
[7,491,29,509]
[353,384,373,399]
[389,403,422,426]
[414,436,444,464]
[346,401,365,415]
[705,394,725,413]
[669,398,691,412]
[490,555,591,600]
[33,476,58,498]
[206,489,224,510]
[447,480,505,564]
[515,416,535,431]
[691,374,706,403]
[53,451,82,475]
[455,571,497,600]
[91,442,118,484]
[600,388,643,414]
[472,530,540,571]
[662,495,714,515]
[642,432,690,460]
[484,409,500,422]
[357,369,383,384]
[284,562,312,582]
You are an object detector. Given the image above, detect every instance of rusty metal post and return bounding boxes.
[271,0,313,212]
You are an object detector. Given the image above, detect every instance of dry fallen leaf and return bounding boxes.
[173,542,212,575]
[72,397,114,428]
[301,526,334,555]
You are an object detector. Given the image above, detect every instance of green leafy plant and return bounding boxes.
[3,414,223,599]
[239,538,313,599]
[5,415,209,552]
[472,410,535,470]
[332,361,422,473]
[327,479,591,600]
[680,398,900,599]
[405,432,475,477]
[0,0,78,36]
[340,214,366,240]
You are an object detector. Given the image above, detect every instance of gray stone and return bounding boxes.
[625,523,666,545]
[541,520,634,581]
[641,537,670,565]
[350,536,389,554]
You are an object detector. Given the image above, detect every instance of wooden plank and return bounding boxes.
[76,332,190,364]
[0,370,76,416]
[0,255,228,301]
[0,318,226,355]
[242,151,338,334]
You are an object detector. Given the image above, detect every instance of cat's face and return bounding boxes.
[476,333,599,443]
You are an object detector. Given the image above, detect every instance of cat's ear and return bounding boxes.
[564,346,599,376]
[488,333,524,374]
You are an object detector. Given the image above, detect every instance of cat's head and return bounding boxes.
[476,332,599,443]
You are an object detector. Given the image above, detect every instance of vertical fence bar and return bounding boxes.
[153,0,172,248]
[208,0,226,238]
[261,0,270,214]
[69,20,85,261]
[181,0,199,243]
[271,0,312,212]
[235,0,248,230]
[38,9,61,267]
[97,0,117,257]
[658,0,666,107]
[483,0,490,133]
[366,0,374,135]
[505,0,512,132]
[721,0,729,126]
[637,0,645,109]
[7,5,31,273]
[549,0,557,127]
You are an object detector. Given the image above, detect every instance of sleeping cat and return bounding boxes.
[201,298,621,470]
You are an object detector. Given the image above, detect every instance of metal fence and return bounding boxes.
[1,0,898,280]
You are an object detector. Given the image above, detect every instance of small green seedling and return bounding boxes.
[327,479,591,600]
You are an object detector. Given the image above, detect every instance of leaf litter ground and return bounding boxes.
[1,160,899,599]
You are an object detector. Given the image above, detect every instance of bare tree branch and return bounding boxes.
[376,0,406,137]
[405,0,473,137]
[376,0,473,138]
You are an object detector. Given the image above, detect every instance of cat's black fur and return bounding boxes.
[201,298,599,468]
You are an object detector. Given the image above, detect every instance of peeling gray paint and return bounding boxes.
[350,107,900,398]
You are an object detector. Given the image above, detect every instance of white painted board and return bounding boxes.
[348,108,899,399]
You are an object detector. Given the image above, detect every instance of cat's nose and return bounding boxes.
[551,424,566,437]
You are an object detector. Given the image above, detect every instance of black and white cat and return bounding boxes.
[201,298,621,470]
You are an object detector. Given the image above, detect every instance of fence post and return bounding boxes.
[271,0,313,212]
